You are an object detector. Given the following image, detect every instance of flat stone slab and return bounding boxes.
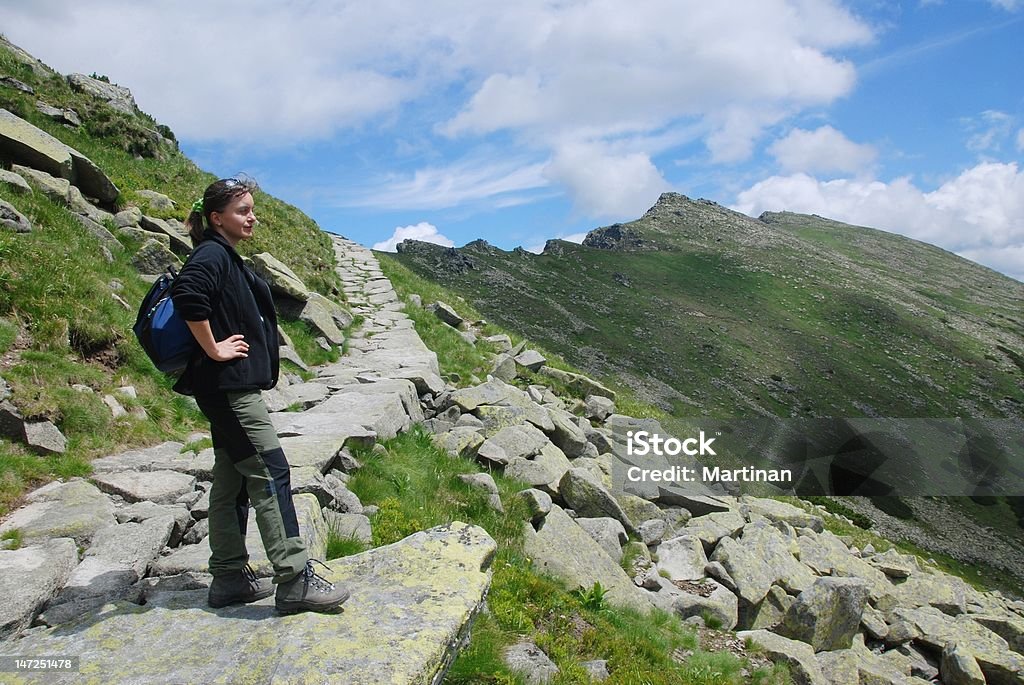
[0,480,115,544]
[305,391,410,441]
[0,538,79,640]
[278,433,350,472]
[91,470,196,505]
[89,441,192,473]
[0,522,495,684]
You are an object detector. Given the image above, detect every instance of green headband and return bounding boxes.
[191,198,204,213]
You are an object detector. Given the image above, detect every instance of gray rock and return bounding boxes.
[0,538,79,640]
[740,497,823,532]
[545,406,589,457]
[584,395,615,421]
[74,214,121,253]
[516,489,552,524]
[671,578,739,630]
[582,659,610,682]
[114,206,143,228]
[738,630,828,685]
[559,468,637,536]
[458,473,503,512]
[86,515,176,577]
[251,252,310,301]
[428,301,463,328]
[67,73,137,115]
[942,643,986,685]
[514,349,546,372]
[539,366,615,400]
[136,189,176,211]
[486,423,549,461]
[0,480,116,545]
[504,641,559,685]
[484,334,512,352]
[91,470,196,505]
[523,505,652,613]
[139,215,191,256]
[46,556,139,609]
[0,168,33,195]
[132,238,182,275]
[433,427,485,459]
[0,198,31,232]
[638,518,666,545]
[22,420,66,454]
[711,531,793,605]
[869,548,917,578]
[0,522,495,684]
[278,293,348,345]
[1,76,34,93]
[182,519,209,545]
[323,511,372,544]
[1,109,118,202]
[780,577,869,652]
[505,456,559,489]
[656,535,708,581]
[745,584,792,630]
[576,517,627,562]
[490,353,517,382]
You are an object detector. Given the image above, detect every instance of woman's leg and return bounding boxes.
[196,390,308,583]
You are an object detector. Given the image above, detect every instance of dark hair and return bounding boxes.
[185,176,260,247]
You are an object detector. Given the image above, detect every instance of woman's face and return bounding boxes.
[210,192,257,246]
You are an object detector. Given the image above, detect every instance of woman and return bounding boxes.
[172,177,349,614]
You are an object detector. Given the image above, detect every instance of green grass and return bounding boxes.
[1,528,23,550]
[342,425,780,684]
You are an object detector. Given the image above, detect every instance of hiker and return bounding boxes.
[171,177,350,614]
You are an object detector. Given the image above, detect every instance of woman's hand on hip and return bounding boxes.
[210,334,249,361]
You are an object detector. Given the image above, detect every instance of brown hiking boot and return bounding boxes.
[275,559,350,614]
[208,564,274,608]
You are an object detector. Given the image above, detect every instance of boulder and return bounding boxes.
[942,643,987,685]
[0,108,119,202]
[0,522,496,684]
[779,577,869,652]
[0,479,116,545]
[539,366,615,400]
[323,511,372,544]
[0,198,31,233]
[504,641,559,685]
[67,73,137,115]
[585,395,615,421]
[132,238,182,275]
[545,406,589,457]
[740,497,823,532]
[486,423,549,461]
[279,293,348,345]
[135,189,175,211]
[139,215,192,256]
[671,578,739,630]
[517,489,553,524]
[490,353,517,382]
[522,505,651,613]
[428,301,463,327]
[0,168,32,195]
[514,349,546,372]
[91,470,196,505]
[0,538,79,640]
[458,473,504,513]
[656,535,708,581]
[559,468,637,536]
[745,584,793,630]
[85,515,176,577]
[738,630,828,685]
[434,427,485,459]
[710,525,814,604]
[576,517,627,562]
[251,252,310,301]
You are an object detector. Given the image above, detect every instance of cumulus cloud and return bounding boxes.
[769,125,877,175]
[372,222,454,252]
[733,162,1024,281]
[544,143,671,220]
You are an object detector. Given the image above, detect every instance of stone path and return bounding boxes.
[0,235,490,684]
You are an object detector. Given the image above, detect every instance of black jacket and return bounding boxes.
[170,229,279,396]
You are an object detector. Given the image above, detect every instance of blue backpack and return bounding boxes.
[133,265,198,374]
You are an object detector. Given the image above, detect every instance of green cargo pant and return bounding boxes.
[196,390,308,583]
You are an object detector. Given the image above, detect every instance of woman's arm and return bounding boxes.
[185,320,249,362]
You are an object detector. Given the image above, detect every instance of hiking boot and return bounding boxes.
[208,564,274,608]
[275,559,350,614]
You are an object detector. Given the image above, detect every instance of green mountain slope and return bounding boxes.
[390,193,1024,420]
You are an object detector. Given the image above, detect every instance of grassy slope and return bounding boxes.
[0,40,340,514]
[389,196,1024,421]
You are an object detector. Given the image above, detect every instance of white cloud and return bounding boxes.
[544,143,671,220]
[988,0,1023,10]
[769,125,877,175]
[372,222,453,252]
[964,110,1015,154]
[733,162,1024,281]
[0,0,872,156]
[342,158,550,211]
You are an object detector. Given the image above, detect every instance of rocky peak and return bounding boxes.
[396,239,476,274]
[581,224,654,251]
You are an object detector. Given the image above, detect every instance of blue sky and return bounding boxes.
[3,0,1023,280]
